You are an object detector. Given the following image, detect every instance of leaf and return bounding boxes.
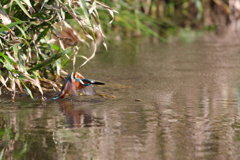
[60,8,65,20]
[15,78,23,92]
[55,59,61,75]
[41,77,60,90]
[0,6,11,25]
[20,80,33,99]
[15,25,27,38]
[0,52,16,71]
[95,1,118,24]
[89,1,97,14]
[51,44,60,50]
[108,9,116,24]
[86,34,94,40]
[12,44,19,59]
[22,0,35,14]
[35,27,50,43]
[92,12,108,49]
[29,48,72,71]
[0,148,4,160]
[61,49,75,68]
[12,70,43,99]
[40,0,50,11]
[62,21,87,44]
[0,24,11,33]
[79,0,91,19]
[0,21,27,33]
[0,75,12,92]
[34,79,44,100]
[14,0,32,18]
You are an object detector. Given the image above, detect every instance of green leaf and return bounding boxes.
[12,44,19,59]
[40,0,50,11]
[15,25,27,38]
[0,21,27,33]
[0,148,4,160]
[22,0,35,14]
[29,48,72,71]
[35,27,50,43]
[79,0,91,19]
[0,52,16,71]
[20,80,33,99]
[60,8,65,20]
[61,51,75,68]
[51,44,60,50]
[14,0,32,18]
[0,52,16,64]
[0,23,10,32]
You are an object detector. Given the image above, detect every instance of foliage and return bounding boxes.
[97,0,175,41]
[0,0,117,100]
[96,0,231,39]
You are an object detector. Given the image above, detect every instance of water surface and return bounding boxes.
[1,37,240,160]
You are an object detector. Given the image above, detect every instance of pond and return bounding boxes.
[1,35,240,160]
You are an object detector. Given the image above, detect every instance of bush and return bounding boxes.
[0,0,117,101]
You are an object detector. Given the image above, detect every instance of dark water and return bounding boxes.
[1,37,240,160]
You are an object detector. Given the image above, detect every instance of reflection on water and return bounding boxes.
[60,101,104,128]
[1,37,240,159]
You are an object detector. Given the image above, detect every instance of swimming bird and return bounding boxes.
[53,72,105,99]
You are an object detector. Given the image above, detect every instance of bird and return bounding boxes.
[53,72,105,99]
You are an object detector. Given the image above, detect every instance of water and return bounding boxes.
[1,36,240,159]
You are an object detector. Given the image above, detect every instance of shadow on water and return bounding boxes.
[2,36,240,159]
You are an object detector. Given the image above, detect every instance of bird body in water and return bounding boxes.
[53,72,104,99]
